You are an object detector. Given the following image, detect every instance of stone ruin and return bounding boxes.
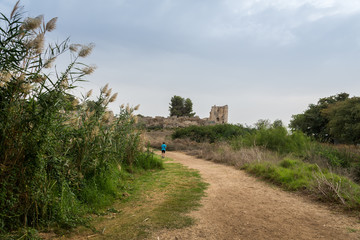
[138,105,228,129]
[208,105,228,124]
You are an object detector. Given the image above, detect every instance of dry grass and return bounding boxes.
[144,130,281,168]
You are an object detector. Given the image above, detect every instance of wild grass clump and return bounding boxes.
[243,159,360,209]
[0,3,162,236]
[243,159,316,191]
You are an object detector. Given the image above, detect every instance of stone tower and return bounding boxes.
[209,105,228,124]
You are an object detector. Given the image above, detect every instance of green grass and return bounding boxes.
[243,158,360,209]
[56,155,208,239]
[243,158,315,191]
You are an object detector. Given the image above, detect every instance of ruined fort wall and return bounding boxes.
[138,105,229,129]
[209,105,228,124]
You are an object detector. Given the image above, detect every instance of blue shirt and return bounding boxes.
[161,144,167,151]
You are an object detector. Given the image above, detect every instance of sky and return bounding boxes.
[2,0,360,126]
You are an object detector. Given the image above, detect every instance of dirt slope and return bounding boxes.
[150,151,360,240]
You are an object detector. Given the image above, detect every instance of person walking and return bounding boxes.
[161,142,167,158]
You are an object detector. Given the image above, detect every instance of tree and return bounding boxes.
[322,97,360,144]
[169,95,195,117]
[289,93,349,142]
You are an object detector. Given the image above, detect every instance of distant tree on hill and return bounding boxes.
[169,95,195,117]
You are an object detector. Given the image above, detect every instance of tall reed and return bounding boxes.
[0,2,161,234]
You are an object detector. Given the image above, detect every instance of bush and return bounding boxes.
[230,125,311,156]
[172,124,253,143]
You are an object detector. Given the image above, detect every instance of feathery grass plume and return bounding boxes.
[120,104,124,108]
[134,104,140,111]
[23,15,43,31]
[10,0,20,19]
[82,65,96,75]
[18,74,25,81]
[126,104,130,113]
[44,57,56,68]
[101,83,109,94]
[60,78,69,88]
[0,71,11,83]
[69,44,81,52]
[72,98,79,107]
[45,17,57,32]
[78,43,94,57]
[91,126,100,138]
[33,74,46,83]
[109,93,118,103]
[0,82,4,87]
[86,89,93,98]
[133,115,138,123]
[27,33,45,54]
[106,88,112,97]
[102,111,111,122]
[21,82,32,94]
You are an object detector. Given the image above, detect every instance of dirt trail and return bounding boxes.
[151,151,360,240]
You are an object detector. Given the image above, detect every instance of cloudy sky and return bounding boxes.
[2,0,360,126]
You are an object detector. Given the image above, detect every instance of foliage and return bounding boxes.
[322,97,360,144]
[172,124,254,143]
[289,93,349,142]
[169,95,195,117]
[242,121,311,155]
[0,3,162,236]
[172,121,311,156]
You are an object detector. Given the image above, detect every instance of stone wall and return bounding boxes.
[138,116,207,129]
[138,105,229,129]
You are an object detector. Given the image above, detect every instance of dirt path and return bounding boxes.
[150,151,360,240]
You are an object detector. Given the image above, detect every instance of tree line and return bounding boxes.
[290,92,360,144]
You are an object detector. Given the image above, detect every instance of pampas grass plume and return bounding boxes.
[23,15,43,31]
[109,93,118,103]
[69,44,81,52]
[45,17,57,32]
[82,65,96,75]
[101,83,109,94]
[44,57,56,68]
[86,89,93,98]
[78,43,94,57]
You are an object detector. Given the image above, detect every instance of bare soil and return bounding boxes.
[150,151,360,240]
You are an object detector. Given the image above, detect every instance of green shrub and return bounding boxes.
[231,125,311,156]
[172,124,253,143]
